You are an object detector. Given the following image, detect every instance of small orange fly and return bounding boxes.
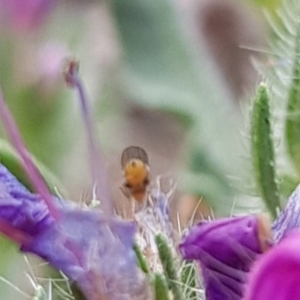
[121,146,150,207]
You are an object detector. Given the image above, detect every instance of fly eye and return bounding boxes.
[124,183,132,189]
[121,146,149,168]
[143,178,149,185]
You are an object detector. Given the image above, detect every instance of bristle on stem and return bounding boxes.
[0,88,59,219]
[64,58,111,215]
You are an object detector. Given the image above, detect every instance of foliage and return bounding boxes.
[1,0,300,299]
[251,83,280,218]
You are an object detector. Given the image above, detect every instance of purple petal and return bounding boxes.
[244,230,300,300]
[0,164,54,236]
[179,215,269,300]
[22,211,145,299]
[272,185,300,242]
[0,164,145,299]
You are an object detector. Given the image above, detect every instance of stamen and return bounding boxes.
[0,88,59,219]
[64,58,111,215]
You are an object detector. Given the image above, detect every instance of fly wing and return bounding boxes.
[121,146,149,169]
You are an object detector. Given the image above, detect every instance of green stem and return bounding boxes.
[133,243,149,274]
[155,234,182,300]
[251,83,280,219]
[152,274,170,300]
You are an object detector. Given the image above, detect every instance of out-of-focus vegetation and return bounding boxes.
[0,0,293,298]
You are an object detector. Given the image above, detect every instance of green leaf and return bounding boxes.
[278,173,299,199]
[0,139,67,197]
[7,86,73,173]
[285,27,300,175]
[251,83,280,218]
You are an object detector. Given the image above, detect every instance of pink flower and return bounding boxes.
[244,230,300,300]
[0,0,54,32]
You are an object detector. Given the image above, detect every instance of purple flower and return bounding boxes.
[0,163,145,300]
[25,212,144,300]
[0,0,54,32]
[272,184,300,242]
[242,186,300,300]
[0,163,54,237]
[179,215,271,300]
[244,230,300,300]
[179,185,300,300]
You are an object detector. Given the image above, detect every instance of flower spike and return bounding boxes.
[0,163,146,299]
[0,88,59,219]
[179,215,272,300]
[64,58,111,215]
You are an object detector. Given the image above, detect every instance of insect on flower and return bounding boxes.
[121,146,150,213]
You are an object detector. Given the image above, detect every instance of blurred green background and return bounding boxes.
[0,0,283,298]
